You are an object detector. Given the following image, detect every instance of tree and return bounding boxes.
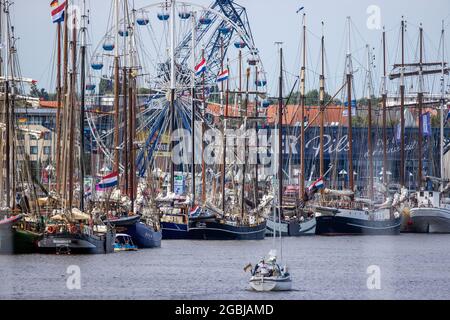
[30,83,50,100]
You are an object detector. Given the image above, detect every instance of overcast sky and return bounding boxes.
[10,0,450,96]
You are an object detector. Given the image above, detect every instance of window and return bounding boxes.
[43,146,51,155]
[30,146,38,155]
[30,134,37,140]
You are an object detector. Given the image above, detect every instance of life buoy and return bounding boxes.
[47,226,55,234]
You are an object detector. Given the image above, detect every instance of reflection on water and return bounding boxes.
[1,234,449,300]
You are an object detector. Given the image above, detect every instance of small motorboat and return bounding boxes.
[246,250,292,292]
[113,233,138,252]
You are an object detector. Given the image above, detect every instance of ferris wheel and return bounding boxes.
[86,0,267,178]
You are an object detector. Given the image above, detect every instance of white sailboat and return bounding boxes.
[246,44,292,292]
[409,23,450,233]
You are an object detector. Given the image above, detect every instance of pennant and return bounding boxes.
[51,1,66,23]
[194,58,207,76]
[422,112,431,137]
[217,69,229,83]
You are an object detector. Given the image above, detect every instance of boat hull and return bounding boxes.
[161,221,190,239]
[0,215,22,254]
[124,222,162,248]
[249,275,292,291]
[315,215,402,235]
[266,218,316,237]
[410,207,450,233]
[188,221,266,240]
[37,231,115,254]
[105,216,162,248]
[13,229,42,254]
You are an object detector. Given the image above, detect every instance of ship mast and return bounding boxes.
[169,0,176,193]
[79,0,87,211]
[382,27,388,186]
[440,22,446,192]
[240,67,250,216]
[3,0,11,208]
[400,18,406,187]
[128,5,136,211]
[366,44,374,202]
[55,2,64,194]
[67,7,78,211]
[346,17,354,191]
[417,24,424,190]
[222,59,229,213]
[190,11,196,204]
[276,42,284,218]
[113,0,120,177]
[299,14,306,197]
[319,22,325,181]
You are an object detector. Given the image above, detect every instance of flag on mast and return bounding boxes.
[217,69,229,82]
[51,1,66,23]
[96,172,119,189]
[195,58,207,76]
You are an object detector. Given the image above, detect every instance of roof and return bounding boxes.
[39,100,61,109]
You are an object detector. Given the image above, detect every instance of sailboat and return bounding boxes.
[409,23,450,233]
[247,44,292,291]
[38,0,115,254]
[89,0,161,248]
[157,3,266,240]
[265,14,316,237]
[0,2,45,254]
[314,18,402,235]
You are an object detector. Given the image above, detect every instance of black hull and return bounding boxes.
[38,230,115,254]
[266,217,316,237]
[0,215,22,254]
[315,215,401,235]
[188,220,266,240]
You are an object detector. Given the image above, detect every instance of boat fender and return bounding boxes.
[47,225,55,234]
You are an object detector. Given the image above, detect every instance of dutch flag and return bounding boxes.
[195,58,207,76]
[307,177,325,193]
[217,69,229,83]
[189,205,202,218]
[51,1,66,24]
[97,172,119,189]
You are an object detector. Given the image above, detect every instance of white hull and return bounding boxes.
[249,275,292,292]
[410,207,450,233]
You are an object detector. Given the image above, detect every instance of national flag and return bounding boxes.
[217,69,229,83]
[51,1,66,24]
[50,0,59,8]
[96,172,118,189]
[189,205,201,217]
[194,58,207,76]
[307,177,325,194]
[84,188,92,198]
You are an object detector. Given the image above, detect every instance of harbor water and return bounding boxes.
[1,234,449,300]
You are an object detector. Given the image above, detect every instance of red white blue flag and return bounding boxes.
[307,177,325,193]
[217,69,229,83]
[195,58,207,76]
[51,1,66,23]
[97,172,118,189]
